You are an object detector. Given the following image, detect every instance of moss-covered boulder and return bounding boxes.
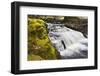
[28,18,57,60]
[28,54,44,61]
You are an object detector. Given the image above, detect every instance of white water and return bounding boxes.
[47,23,88,59]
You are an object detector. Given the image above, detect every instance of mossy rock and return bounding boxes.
[28,17,57,60]
[28,54,44,61]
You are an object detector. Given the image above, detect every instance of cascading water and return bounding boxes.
[47,23,88,59]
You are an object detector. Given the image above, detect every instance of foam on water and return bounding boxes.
[47,23,88,59]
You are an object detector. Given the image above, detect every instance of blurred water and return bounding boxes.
[47,23,88,59]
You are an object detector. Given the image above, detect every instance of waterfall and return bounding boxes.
[47,23,88,59]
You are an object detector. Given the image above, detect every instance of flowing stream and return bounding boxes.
[47,23,88,59]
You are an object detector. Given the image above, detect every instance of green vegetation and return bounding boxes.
[28,17,57,61]
[28,54,43,61]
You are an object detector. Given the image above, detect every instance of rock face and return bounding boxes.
[63,17,88,37]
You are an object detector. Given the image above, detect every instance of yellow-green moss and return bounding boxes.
[28,54,44,61]
[28,17,57,60]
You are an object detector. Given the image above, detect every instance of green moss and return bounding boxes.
[28,54,44,61]
[28,17,57,60]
